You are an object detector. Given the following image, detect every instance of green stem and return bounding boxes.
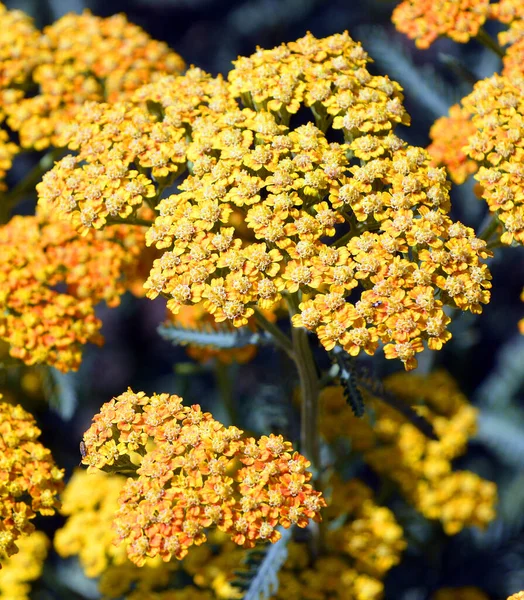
[0,149,64,223]
[106,216,154,227]
[253,309,294,358]
[286,294,320,470]
[476,27,505,59]
[478,215,500,243]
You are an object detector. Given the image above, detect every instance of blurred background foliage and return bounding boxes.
[1,0,523,599]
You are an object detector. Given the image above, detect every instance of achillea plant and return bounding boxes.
[0,399,63,564]
[81,389,325,565]
[37,32,492,372]
[0,1,523,597]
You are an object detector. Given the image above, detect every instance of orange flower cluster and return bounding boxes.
[427,104,479,184]
[81,389,325,566]
[492,0,524,77]
[461,74,524,245]
[0,212,145,371]
[0,5,184,152]
[37,32,492,370]
[392,0,490,49]
[0,399,64,564]
[321,371,497,534]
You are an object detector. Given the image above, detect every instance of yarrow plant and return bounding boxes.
[0,0,523,598]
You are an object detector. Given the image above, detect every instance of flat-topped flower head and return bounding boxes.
[392,0,490,48]
[2,10,184,151]
[462,74,524,245]
[0,211,145,371]
[81,389,325,565]
[38,32,492,370]
[0,400,64,565]
[0,531,48,595]
[228,31,410,133]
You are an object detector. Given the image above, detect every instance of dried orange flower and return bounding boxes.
[462,74,524,245]
[427,104,479,184]
[2,9,184,151]
[321,371,497,534]
[0,212,145,371]
[81,389,325,565]
[392,0,490,48]
[0,400,64,564]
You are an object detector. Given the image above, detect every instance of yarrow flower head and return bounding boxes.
[462,74,524,245]
[38,32,492,370]
[1,8,184,151]
[0,400,64,564]
[321,371,497,534]
[0,211,146,371]
[392,0,490,48]
[81,389,325,566]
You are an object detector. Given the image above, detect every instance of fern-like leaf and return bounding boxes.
[328,346,437,439]
[329,345,365,417]
[157,322,273,350]
[233,527,292,600]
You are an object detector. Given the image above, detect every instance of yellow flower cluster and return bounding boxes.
[489,0,524,77]
[0,531,48,599]
[38,32,492,370]
[56,470,253,599]
[461,74,524,245]
[320,371,497,534]
[0,399,63,564]
[508,593,524,600]
[0,211,145,371]
[81,389,325,566]
[55,470,180,597]
[0,5,184,152]
[427,104,479,184]
[272,478,404,600]
[392,0,490,49]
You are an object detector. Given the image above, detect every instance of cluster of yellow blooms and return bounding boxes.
[0,210,146,371]
[37,32,493,371]
[55,469,404,600]
[0,3,184,157]
[461,74,524,245]
[321,371,497,534]
[0,399,63,564]
[0,531,48,599]
[81,389,325,565]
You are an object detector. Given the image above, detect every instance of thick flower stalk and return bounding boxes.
[81,389,325,566]
[392,0,490,49]
[0,531,48,598]
[38,32,492,371]
[0,7,184,151]
[0,400,64,564]
[321,371,497,534]
[462,74,524,245]
[0,211,146,371]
